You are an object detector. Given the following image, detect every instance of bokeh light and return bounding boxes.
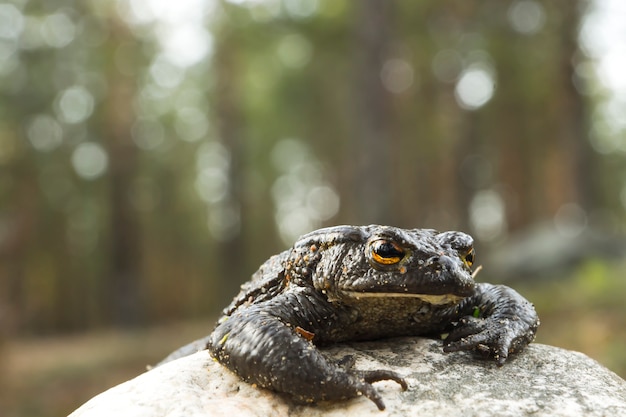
[554,203,588,238]
[454,64,496,110]
[0,3,23,40]
[381,58,415,94]
[270,138,340,245]
[276,33,313,69]
[469,189,507,241]
[71,142,109,180]
[40,11,76,48]
[507,0,546,35]
[55,86,95,125]
[27,114,64,152]
[195,142,230,202]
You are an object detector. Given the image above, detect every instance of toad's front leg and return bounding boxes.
[443,283,539,364]
[207,292,406,410]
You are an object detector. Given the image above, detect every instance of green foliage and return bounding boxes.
[575,259,613,299]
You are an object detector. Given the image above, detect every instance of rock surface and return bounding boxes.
[69,337,626,417]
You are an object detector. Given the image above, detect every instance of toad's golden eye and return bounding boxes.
[370,240,404,265]
[462,248,475,267]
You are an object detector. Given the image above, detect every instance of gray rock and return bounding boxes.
[69,338,626,417]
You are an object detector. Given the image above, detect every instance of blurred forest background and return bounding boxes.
[1,0,626,416]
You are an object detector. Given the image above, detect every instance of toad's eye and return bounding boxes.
[370,240,404,265]
[462,248,475,267]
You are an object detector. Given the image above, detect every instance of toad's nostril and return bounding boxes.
[436,255,457,270]
[425,256,442,268]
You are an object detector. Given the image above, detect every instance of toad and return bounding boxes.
[158,225,539,410]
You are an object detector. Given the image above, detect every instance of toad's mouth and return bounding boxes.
[343,291,465,305]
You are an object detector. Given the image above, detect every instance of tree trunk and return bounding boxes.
[349,0,393,224]
[213,26,249,298]
[102,18,143,327]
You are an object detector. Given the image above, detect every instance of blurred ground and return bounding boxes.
[2,259,625,417]
[0,320,213,417]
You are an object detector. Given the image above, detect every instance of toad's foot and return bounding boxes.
[442,283,539,365]
[353,369,407,410]
[442,315,536,365]
[332,355,407,410]
[443,316,512,364]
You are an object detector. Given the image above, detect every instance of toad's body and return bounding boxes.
[158,225,539,410]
